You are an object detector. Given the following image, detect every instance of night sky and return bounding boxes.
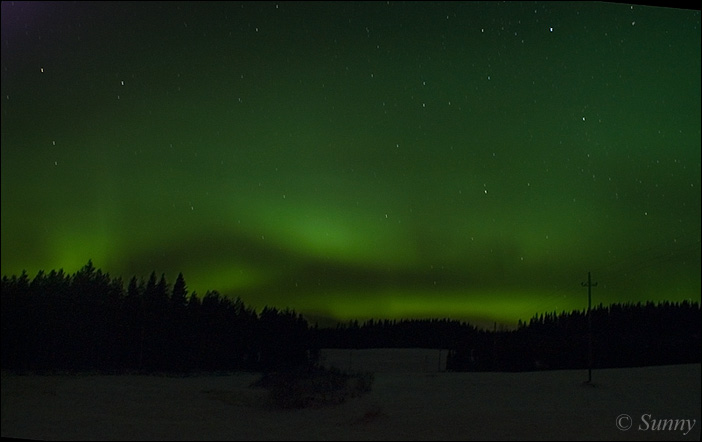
[1,1,700,327]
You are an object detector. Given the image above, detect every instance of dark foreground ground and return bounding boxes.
[2,352,699,441]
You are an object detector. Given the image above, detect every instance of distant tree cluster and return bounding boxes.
[313,318,477,350]
[447,301,701,371]
[1,261,310,373]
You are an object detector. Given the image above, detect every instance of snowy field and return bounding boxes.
[319,348,449,373]
[2,352,699,440]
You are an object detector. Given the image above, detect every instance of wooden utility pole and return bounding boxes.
[581,271,597,383]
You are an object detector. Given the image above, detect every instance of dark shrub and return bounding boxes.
[251,365,374,409]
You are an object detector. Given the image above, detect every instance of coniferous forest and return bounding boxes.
[1,261,309,373]
[1,262,699,373]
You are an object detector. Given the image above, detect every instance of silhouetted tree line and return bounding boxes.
[447,301,701,371]
[3,262,699,373]
[1,261,310,373]
[312,318,478,350]
[310,303,700,371]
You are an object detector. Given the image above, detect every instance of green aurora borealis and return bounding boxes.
[1,2,700,327]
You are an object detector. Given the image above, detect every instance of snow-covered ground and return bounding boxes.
[320,348,449,373]
[2,352,699,440]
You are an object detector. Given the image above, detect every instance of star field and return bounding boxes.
[1,2,700,327]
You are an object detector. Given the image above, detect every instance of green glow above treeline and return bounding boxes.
[1,2,700,327]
